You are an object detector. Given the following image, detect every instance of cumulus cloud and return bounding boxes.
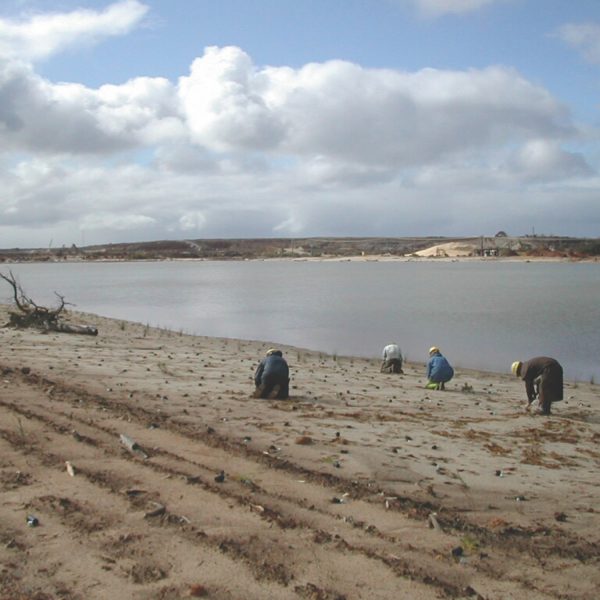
[178,46,287,151]
[177,47,572,168]
[0,58,181,154]
[557,22,600,64]
[0,4,162,155]
[0,0,148,61]
[3,39,573,169]
[0,17,579,167]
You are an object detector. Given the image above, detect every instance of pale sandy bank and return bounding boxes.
[1,305,599,599]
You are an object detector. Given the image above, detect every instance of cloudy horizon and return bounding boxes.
[1,0,599,249]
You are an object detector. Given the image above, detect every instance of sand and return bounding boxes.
[1,304,599,600]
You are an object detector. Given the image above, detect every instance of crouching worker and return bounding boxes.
[381,343,403,374]
[426,346,454,390]
[254,349,290,399]
[511,357,563,415]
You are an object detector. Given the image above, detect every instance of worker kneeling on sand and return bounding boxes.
[426,347,454,390]
[254,349,290,399]
[511,357,563,415]
[381,343,403,374]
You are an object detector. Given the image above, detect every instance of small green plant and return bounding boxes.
[236,475,254,486]
[15,417,26,443]
[157,362,175,376]
[460,534,480,553]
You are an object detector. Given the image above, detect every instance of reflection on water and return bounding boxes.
[6,260,600,381]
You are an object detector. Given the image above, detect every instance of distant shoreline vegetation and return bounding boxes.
[1,236,599,263]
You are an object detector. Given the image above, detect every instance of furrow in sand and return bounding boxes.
[5,365,600,568]
[2,373,593,598]
[0,398,454,600]
[0,436,301,599]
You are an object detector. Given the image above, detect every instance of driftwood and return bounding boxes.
[1,270,98,336]
[53,322,98,335]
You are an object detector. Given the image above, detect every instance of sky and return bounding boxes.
[0,0,599,248]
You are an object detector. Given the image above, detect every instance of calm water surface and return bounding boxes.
[5,260,600,381]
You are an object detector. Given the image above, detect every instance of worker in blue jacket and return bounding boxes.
[254,349,290,399]
[426,346,454,390]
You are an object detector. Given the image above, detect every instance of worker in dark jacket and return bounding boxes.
[426,346,454,390]
[512,357,563,415]
[254,349,290,399]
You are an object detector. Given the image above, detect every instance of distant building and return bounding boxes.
[473,236,499,257]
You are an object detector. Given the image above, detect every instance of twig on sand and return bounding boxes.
[144,502,166,518]
[428,512,442,532]
[119,434,149,459]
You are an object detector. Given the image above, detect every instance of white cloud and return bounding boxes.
[153,144,220,174]
[0,58,181,154]
[177,47,572,168]
[81,213,156,231]
[178,211,207,231]
[0,0,148,61]
[0,1,597,247]
[508,139,592,182]
[297,155,395,189]
[0,40,579,168]
[273,216,304,234]
[178,46,287,151]
[408,0,502,17]
[557,22,600,64]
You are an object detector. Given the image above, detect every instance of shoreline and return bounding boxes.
[2,253,599,265]
[1,307,599,598]
[2,260,599,384]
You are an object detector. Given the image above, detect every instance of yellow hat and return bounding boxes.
[266,348,277,356]
[511,361,522,376]
[429,346,439,355]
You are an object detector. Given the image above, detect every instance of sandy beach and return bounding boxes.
[1,304,599,599]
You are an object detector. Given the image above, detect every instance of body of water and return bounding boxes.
[4,260,600,382]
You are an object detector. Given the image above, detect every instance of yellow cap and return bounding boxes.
[429,346,439,355]
[511,361,522,376]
